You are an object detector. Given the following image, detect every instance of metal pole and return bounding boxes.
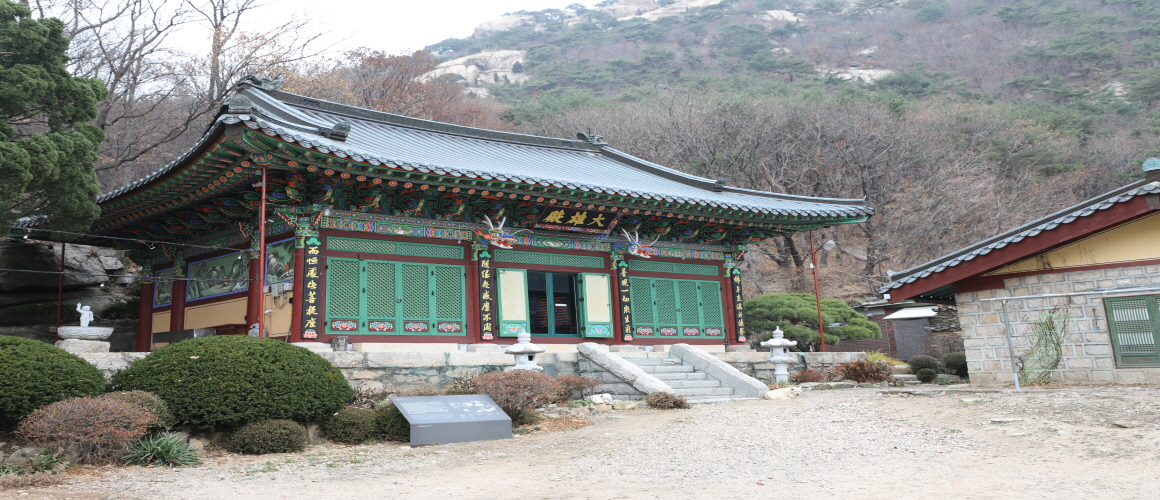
[809,231,826,352]
[1000,299,1022,391]
[257,164,268,338]
[55,242,66,341]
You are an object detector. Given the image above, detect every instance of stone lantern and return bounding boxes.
[504,331,546,371]
[760,327,798,384]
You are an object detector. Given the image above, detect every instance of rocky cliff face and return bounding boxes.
[0,238,138,350]
[423,50,529,97]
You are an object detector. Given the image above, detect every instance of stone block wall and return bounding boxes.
[957,263,1160,386]
[715,351,866,385]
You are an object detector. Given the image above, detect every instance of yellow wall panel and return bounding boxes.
[151,311,170,334]
[265,291,293,336]
[184,298,247,330]
[986,212,1160,275]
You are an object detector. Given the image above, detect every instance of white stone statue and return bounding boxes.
[76,303,94,327]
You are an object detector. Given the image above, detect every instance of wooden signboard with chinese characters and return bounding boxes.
[533,206,620,236]
[615,261,634,341]
[477,255,497,341]
[301,236,322,339]
[730,269,746,343]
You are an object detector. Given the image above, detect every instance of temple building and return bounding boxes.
[84,77,873,352]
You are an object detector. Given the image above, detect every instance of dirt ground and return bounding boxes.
[4,386,1160,500]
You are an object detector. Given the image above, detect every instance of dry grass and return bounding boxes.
[520,415,594,434]
[0,472,67,489]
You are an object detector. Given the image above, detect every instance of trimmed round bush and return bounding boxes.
[908,354,941,373]
[0,336,105,430]
[942,352,968,376]
[226,420,308,455]
[374,401,410,442]
[100,391,176,429]
[916,368,938,383]
[112,336,351,428]
[321,406,378,444]
[16,397,153,464]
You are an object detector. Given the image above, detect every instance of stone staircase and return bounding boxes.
[621,354,757,404]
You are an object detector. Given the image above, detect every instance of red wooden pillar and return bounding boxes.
[246,254,263,334]
[136,281,154,352]
[288,242,306,341]
[169,279,185,332]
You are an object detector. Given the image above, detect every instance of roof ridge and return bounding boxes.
[881,180,1160,292]
[257,88,600,151]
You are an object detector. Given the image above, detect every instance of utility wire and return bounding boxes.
[0,267,254,283]
[4,225,259,253]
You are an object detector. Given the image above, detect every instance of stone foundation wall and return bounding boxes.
[957,264,1160,386]
[75,349,867,389]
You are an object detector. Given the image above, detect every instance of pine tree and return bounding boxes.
[0,0,107,232]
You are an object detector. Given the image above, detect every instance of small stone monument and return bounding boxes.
[56,303,114,354]
[760,326,798,385]
[504,331,546,371]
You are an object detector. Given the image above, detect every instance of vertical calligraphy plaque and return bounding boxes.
[301,236,323,339]
[477,256,496,341]
[615,259,634,342]
[731,269,746,343]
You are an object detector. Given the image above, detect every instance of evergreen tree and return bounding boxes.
[744,293,881,346]
[0,0,106,232]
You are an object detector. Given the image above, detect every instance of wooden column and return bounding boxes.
[169,253,186,332]
[136,279,154,352]
[245,251,263,334]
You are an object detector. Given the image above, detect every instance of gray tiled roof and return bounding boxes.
[100,86,872,220]
[879,180,1160,295]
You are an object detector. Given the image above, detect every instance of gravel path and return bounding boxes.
[8,387,1160,500]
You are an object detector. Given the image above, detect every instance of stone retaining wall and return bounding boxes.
[74,349,864,389]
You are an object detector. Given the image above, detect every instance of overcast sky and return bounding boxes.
[174,0,577,56]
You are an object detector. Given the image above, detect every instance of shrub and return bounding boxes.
[789,369,825,384]
[321,406,378,445]
[823,365,845,381]
[391,384,443,397]
[942,352,968,376]
[122,433,201,467]
[0,336,105,430]
[556,375,601,401]
[645,392,690,410]
[112,336,351,428]
[466,371,562,426]
[226,420,308,455]
[16,397,153,464]
[374,401,410,442]
[838,360,891,383]
[442,378,479,396]
[99,391,176,430]
[916,368,938,383]
[908,354,941,373]
[866,351,904,366]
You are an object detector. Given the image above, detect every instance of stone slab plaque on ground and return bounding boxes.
[389,395,512,446]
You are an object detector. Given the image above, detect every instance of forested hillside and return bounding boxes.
[415,0,1160,299]
[46,0,1160,301]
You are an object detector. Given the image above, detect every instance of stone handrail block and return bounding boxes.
[577,342,673,395]
[670,344,769,398]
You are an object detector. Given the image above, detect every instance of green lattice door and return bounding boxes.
[628,277,726,338]
[1105,296,1160,367]
[325,257,465,335]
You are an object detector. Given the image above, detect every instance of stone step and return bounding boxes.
[652,372,708,381]
[894,374,918,380]
[684,396,759,404]
[671,387,736,397]
[624,358,669,366]
[666,380,722,389]
[637,365,695,374]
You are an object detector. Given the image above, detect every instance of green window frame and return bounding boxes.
[325,257,466,336]
[496,268,613,338]
[1105,295,1160,367]
[629,277,725,338]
